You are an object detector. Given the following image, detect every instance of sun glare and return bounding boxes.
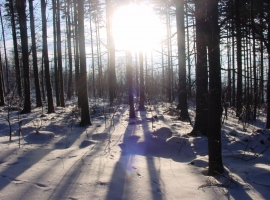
[113,4,162,52]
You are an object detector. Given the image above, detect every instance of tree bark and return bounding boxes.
[207,0,224,176]
[190,0,208,136]
[29,0,42,107]
[78,0,91,126]
[41,0,55,113]
[127,51,135,118]
[139,52,145,110]
[16,0,31,114]
[9,0,22,97]
[176,0,189,120]
[56,0,65,107]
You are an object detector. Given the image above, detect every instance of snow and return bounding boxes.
[0,101,269,200]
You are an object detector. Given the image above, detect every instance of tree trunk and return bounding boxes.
[127,51,135,118]
[266,3,270,129]
[78,0,91,126]
[52,0,60,106]
[9,0,22,97]
[41,0,55,113]
[190,0,208,136]
[0,50,5,106]
[56,0,65,107]
[106,0,116,106]
[207,0,224,176]
[67,1,73,99]
[16,0,31,114]
[236,0,243,117]
[176,0,189,120]
[0,7,8,94]
[29,0,42,107]
[139,52,145,110]
[166,5,172,102]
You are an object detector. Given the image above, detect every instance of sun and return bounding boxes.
[112,4,162,52]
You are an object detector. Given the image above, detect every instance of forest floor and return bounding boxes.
[0,99,269,200]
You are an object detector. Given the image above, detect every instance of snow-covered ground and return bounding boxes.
[0,100,269,200]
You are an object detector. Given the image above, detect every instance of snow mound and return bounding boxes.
[166,136,188,145]
[79,140,97,148]
[24,131,55,144]
[190,157,208,168]
[152,127,172,141]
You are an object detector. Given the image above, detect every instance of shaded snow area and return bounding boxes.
[0,100,269,200]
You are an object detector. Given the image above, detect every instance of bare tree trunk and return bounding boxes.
[56,0,65,107]
[9,0,22,97]
[78,0,91,126]
[176,0,189,120]
[190,0,208,136]
[89,3,95,98]
[207,0,224,176]
[29,0,42,107]
[16,0,31,114]
[41,0,55,113]
[166,5,172,102]
[67,1,73,99]
[0,7,8,94]
[139,52,145,110]
[106,0,116,106]
[127,51,135,118]
[236,0,243,117]
[0,50,5,106]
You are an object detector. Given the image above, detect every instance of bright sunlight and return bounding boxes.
[112,4,163,52]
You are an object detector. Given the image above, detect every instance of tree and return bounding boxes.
[190,0,208,136]
[127,51,135,118]
[235,0,243,117]
[41,0,55,113]
[29,0,42,107]
[139,52,145,110]
[207,0,224,176]
[77,0,91,126]
[0,50,5,106]
[16,0,31,114]
[6,0,22,97]
[66,0,73,99]
[176,0,189,120]
[52,0,60,106]
[56,0,65,107]
[106,0,116,106]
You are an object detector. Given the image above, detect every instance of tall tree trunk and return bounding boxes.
[176,0,188,120]
[29,0,42,107]
[190,0,208,136]
[166,5,172,102]
[260,39,264,104]
[16,0,31,114]
[139,52,145,110]
[207,0,224,176]
[9,0,22,97]
[127,51,135,118]
[106,0,116,106]
[236,0,243,117]
[0,7,8,94]
[89,5,95,98]
[52,0,60,106]
[56,0,65,107]
[67,1,73,99]
[266,2,270,129]
[0,50,5,106]
[41,0,55,113]
[78,0,91,126]
[74,0,80,105]
[185,1,192,98]
[251,0,257,120]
